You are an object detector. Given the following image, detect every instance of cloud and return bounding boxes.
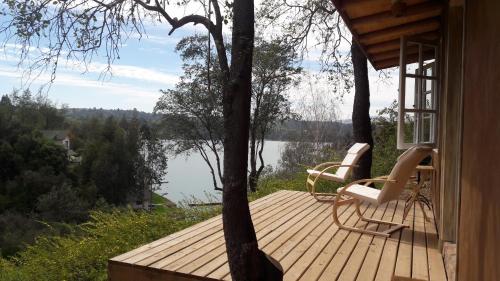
[0,42,180,86]
[81,62,180,86]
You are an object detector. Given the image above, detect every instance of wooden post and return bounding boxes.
[437,1,464,243]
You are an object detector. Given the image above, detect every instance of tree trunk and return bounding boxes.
[351,38,374,180]
[222,0,283,280]
[249,113,258,192]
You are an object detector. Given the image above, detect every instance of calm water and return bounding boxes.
[159,140,288,203]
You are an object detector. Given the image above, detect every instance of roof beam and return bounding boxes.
[352,2,444,35]
[373,45,420,62]
[343,0,427,19]
[365,31,440,54]
[358,18,440,45]
[374,50,435,69]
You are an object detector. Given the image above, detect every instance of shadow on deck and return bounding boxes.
[108,190,447,281]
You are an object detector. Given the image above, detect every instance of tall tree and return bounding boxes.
[248,39,300,192]
[259,1,375,177]
[351,40,373,180]
[222,2,281,279]
[155,35,224,191]
[1,0,281,278]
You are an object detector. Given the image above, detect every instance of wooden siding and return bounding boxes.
[458,0,500,280]
[109,190,447,281]
[437,3,464,243]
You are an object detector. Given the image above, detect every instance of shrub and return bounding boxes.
[0,207,218,281]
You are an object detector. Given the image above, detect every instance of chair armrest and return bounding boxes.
[312,161,341,170]
[313,164,359,178]
[339,178,397,195]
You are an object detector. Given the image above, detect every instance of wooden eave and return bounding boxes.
[331,0,444,70]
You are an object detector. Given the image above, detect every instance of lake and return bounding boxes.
[159,140,288,203]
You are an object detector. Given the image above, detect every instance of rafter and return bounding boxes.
[358,18,440,45]
[342,0,427,19]
[352,2,443,35]
[374,50,435,69]
[365,31,440,54]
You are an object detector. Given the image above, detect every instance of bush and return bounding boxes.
[0,207,218,281]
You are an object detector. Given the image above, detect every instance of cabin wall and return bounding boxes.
[458,0,500,280]
[436,1,464,244]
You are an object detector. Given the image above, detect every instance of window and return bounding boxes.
[397,37,439,149]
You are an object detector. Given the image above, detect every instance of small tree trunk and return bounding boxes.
[351,38,374,180]
[222,0,283,280]
[249,117,258,192]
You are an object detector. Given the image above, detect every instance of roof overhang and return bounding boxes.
[331,0,444,70]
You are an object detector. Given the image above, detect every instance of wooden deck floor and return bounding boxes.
[108,190,447,281]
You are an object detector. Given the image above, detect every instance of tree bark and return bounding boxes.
[222,0,283,280]
[249,108,259,192]
[351,38,374,180]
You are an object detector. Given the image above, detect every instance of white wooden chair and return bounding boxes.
[332,145,432,237]
[306,143,370,202]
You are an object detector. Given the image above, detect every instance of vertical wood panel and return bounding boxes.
[458,0,500,280]
[439,4,464,243]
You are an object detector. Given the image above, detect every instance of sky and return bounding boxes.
[0,3,400,120]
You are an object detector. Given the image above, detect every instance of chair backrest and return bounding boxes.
[335,143,370,180]
[377,145,433,204]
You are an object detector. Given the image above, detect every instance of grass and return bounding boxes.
[0,207,218,281]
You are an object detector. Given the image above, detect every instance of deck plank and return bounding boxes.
[183,194,328,276]
[354,200,398,281]
[298,202,372,281]
[317,203,381,281]
[278,204,355,278]
[394,203,416,279]
[424,206,447,281]
[148,192,312,269]
[373,201,406,281]
[130,191,305,266]
[111,190,289,263]
[412,204,430,280]
[199,198,332,278]
[108,191,447,281]
[337,201,393,281]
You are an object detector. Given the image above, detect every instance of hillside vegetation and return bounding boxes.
[0,94,399,281]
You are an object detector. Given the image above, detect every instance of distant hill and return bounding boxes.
[65,108,159,122]
[267,119,352,143]
[65,108,353,142]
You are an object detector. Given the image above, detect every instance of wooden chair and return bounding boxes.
[305,143,370,202]
[332,145,433,237]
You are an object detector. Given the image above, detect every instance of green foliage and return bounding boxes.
[73,115,167,206]
[0,207,219,281]
[371,100,401,176]
[155,35,225,190]
[0,91,168,257]
[0,96,70,213]
[249,38,302,191]
[36,183,90,222]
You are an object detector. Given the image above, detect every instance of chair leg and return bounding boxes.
[417,199,430,222]
[333,198,407,238]
[335,224,406,238]
[356,201,408,227]
[306,175,338,202]
[313,193,338,202]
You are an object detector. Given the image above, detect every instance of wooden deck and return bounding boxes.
[108,190,447,281]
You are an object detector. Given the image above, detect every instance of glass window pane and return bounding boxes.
[405,76,418,110]
[405,42,420,74]
[420,113,435,143]
[404,112,417,143]
[424,90,433,110]
[422,45,437,69]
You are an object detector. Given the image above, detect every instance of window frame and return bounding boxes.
[397,36,440,149]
